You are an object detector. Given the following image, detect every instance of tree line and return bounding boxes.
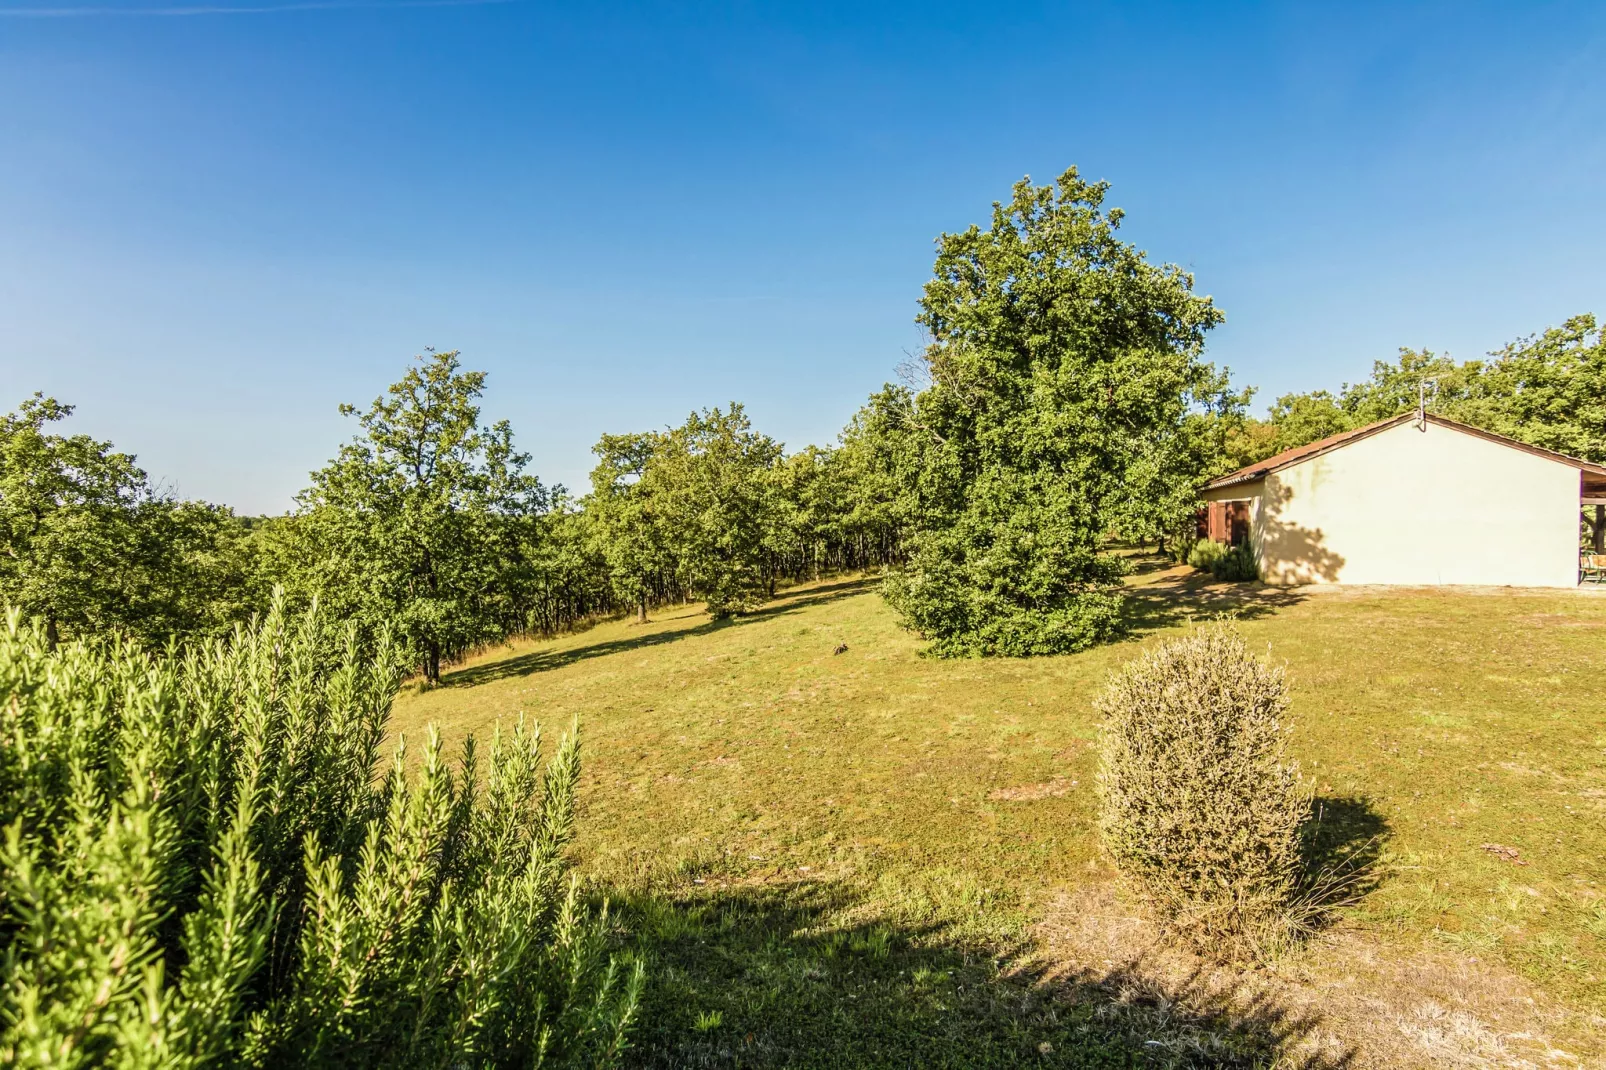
[5,168,1602,671]
[1,354,919,681]
[1223,314,1606,469]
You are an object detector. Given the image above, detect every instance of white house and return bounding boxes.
[1200,413,1606,588]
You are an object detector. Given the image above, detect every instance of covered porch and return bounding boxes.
[1584,472,1606,584]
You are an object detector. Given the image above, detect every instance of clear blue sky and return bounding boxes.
[5,1,1604,513]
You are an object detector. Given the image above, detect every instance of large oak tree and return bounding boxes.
[883,168,1227,656]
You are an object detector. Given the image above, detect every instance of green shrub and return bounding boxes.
[1095,624,1309,956]
[1214,544,1258,582]
[1186,539,1258,582]
[0,597,641,1068]
[882,540,1126,658]
[1185,538,1226,571]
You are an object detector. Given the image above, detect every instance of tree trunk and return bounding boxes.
[45,617,60,651]
[427,642,441,685]
[638,592,648,623]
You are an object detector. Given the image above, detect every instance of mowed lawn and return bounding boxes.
[393,563,1606,1068]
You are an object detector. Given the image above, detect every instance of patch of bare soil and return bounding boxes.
[1035,884,1604,1069]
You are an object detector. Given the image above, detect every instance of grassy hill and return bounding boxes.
[393,561,1606,1068]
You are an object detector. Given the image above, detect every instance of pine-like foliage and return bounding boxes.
[1096,624,1309,956]
[0,597,641,1068]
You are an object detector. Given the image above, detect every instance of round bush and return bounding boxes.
[1095,624,1309,955]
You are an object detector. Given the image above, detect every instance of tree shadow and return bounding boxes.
[1113,551,1178,578]
[1121,565,1312,638]
[442,577,879,688]
[617,878,1357,1069]
[1257,480,1347,585]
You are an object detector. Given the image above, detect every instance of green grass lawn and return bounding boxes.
[393,563,1606,1068]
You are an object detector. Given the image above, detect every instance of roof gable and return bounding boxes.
[1205,413,1606,492]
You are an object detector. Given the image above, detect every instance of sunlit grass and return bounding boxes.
[393,564,1606,1065]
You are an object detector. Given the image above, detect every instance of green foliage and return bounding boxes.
[284,352,550,682]
[1231,313,1606,466]
[1113,398,1253,554]
[1186,539,1257,582]
[761,446,835,588]
[0,598,641,1068]
[882,168,1227,656]
[586,405,780,620]
[588,432,679,621]
[512,496,617,636]
[1096,625,1309,956]
[1186,539,1227,572]
[647,405,781,618]
[1472,314,1606,462]
[829,385,926,567]
[0,394,256,646]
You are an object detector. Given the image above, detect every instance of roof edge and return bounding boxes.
[1420,414,1606,477]
[1203,413,1415,490]
[1203,412,1606,491]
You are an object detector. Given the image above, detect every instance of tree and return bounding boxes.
[1111,379,1250,556]
[832,385,926,570]
[1237,315,1605,472]
[882,168,1225,656]
[289,352,547,683]
[510,493,617,636]
[587,432,677,622]
[1475,314,1606,463]
[0,395,147,646]
[646,404,780,618]
[0,394,255,646]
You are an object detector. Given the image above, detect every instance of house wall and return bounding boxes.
[1203,420,1581,587]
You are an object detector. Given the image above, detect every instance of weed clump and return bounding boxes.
[1096,623,1309,956]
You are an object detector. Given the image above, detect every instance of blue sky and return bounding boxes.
[4,1,1604,513]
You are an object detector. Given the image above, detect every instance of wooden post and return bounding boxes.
[1596,504,1605,553]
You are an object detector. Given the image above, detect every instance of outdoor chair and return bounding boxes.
[1584,554,1606,585]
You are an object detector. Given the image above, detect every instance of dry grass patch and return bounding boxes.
[1040,883,1603,1068]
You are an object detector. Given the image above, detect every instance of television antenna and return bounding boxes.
[1417,378,1438,431]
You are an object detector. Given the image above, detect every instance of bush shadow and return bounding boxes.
[443,577,878,688]
[617,878,1357,1069]
[1300,795,1392,914]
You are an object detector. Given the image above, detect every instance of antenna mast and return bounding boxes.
[1417,378,1438,431]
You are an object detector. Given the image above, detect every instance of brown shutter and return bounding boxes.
[1229,501,1249,546]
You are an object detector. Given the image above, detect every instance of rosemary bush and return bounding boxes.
[0,597,640,1068]
[1096,624,1309,956]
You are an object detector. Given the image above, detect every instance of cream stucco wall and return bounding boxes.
[1203,420,1581,587]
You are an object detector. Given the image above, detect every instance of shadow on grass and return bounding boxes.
[1301,795,1392,913]
[619,879,1356,1069]
[443,577,879,689]
[1121,553,1182,579]
[1121,566,1311,639]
